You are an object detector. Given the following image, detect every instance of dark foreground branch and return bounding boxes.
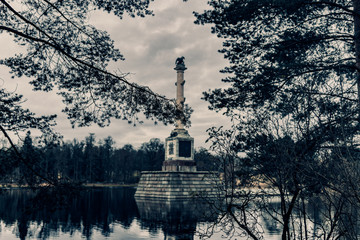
[227,204,260,240]
[0,125,56,186]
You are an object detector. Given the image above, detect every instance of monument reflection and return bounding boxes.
[135,198,217,240]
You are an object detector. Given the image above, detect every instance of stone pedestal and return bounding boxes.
[134,171,220,200]
[163,128,195,172]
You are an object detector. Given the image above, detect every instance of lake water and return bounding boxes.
[0,187,281,240]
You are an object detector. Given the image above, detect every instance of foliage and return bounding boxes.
[0,88,56,133]
[194,147,218,171]
[196,0,358,136]
[139,138,164,171]
[0,133,167,185]
[0,0,192,130]
[195,0,360,239]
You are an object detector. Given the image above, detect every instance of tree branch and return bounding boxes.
[1,0,171,102]
[309,1,360,17]
[0,124,56,186]
[227,204,260,240]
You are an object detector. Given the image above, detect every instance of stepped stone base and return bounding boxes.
[135,171,220,200]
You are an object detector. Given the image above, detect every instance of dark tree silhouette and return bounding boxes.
[195,0,360,239]
[139,138,164,171]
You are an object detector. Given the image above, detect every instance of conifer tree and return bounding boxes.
[196,1,360,239]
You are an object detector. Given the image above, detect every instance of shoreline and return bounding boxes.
[83,183,137,188]
[0,183,137,189]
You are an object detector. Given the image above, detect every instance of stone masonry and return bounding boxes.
[135,171,220,199]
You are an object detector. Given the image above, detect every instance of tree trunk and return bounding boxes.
[282,189,300,240]
[353,0,360,113]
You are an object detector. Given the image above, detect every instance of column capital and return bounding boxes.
[174,64,187,71]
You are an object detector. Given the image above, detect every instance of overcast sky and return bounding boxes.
[0,0,231,149]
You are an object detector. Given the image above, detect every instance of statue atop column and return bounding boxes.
[174,56,187,129]
[175,56,187,71]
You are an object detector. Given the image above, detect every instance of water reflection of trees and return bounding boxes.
[1,188,351,240]
[258,194,357,239]
[0,188,139,240]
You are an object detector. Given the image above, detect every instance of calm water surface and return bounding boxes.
[0,188,280,240]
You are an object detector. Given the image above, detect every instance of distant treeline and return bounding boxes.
[0,132,218,184]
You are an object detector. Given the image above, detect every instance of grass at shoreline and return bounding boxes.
[83,183,137,188]
[0,183,137,188]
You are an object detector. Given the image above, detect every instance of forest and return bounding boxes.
[0,132,218,185]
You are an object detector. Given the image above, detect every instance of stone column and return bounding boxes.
[162,57,195,172]
[174,63,187,129]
